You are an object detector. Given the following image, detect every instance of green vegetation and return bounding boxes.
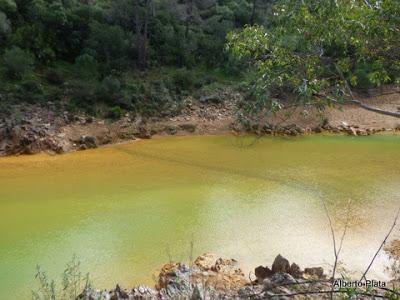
[1,0,399,121]
[0,0,265,118]
[227,0,400,122]
[32,255,91,300]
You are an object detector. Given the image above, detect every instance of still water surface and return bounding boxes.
[0,135,399,298]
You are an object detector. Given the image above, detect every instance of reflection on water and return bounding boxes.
[0,135,399,299]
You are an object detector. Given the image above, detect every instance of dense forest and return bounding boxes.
[0,0,399,120]
[0,0,264,118]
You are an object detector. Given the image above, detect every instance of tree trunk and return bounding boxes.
[250,0,257,25]
[333,63,400,118]
[140,0,149,71]
[134,0,152,71]
[134,0,142,68]
[185,0,193,37]
[348,99,400,118]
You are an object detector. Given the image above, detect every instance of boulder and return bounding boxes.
[78,135,97,149]
[289,263,302,278]
[194,253,217,271]
[271,254,290,274]
[271,272,296,285]
[160,254,249,294]
[213,258,239,273]
[255,265,273,282]
[157,262,186,290]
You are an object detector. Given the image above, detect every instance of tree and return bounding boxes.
[185,0,193,37]
[3,46,34,79]
[134,0,153,70]
[227,0,400,121]
[0,11,11,42]
[85,21,131,71]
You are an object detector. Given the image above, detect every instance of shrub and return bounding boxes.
[68,81,98,114]
[98,76,121,102]
[352,62,391,89]
[132,79,184,117]
[195,82,223,103]
[0,0,17,14]
[74,54,98,79]
[45,69,64,85]
[3,46,34,79]
[16,80,45,103]
[101,76,121,95]
[172,68,195,91]
[32,255,91,300]
[106,106,123,119]
[21,80,42,94]
[0,11,11,39]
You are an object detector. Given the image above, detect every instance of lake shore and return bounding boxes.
[76,252,397,300]
[1,88,400,157]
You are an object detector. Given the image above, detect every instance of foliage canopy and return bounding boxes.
[227,0,400,119]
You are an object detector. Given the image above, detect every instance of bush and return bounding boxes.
[15,80,45,103]
[0,11,11,39]
[74,54,98,79]
[98,76,121,102]
[3,46,34,79]
[172,68,195,91]
[106,106,123,119]
[352,62,391,89]
[32,255,91,300]
[68,81,98,114]
[0,0,17,14]
[21,80,42,94]
[45,69,64,85]
[130,79,184,117]
[101,76,121,95]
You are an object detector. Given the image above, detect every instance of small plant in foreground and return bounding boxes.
[32,255,91,300]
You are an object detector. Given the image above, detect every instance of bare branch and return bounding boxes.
[321,199,337,278]
[332,199,352,281]
[360,207,400,281]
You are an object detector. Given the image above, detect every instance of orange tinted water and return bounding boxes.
[0,135,399,299]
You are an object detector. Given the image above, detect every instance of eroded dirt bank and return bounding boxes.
[1,89,400,156]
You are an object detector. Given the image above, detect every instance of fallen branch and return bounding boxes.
[334,64,400,118]
[346,99,400,118]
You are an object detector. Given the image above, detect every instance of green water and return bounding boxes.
[0,135,399,299]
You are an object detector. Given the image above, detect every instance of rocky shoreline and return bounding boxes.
[78,253,393,300]
[1,100,400,157]
[2,87,400,157]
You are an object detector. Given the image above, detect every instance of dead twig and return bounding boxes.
[332,199,352,282]
[360,207,400,281]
